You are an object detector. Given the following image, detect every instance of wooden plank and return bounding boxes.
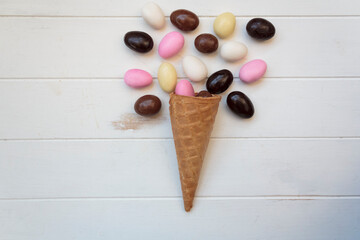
[0,0,359,16]
[0,17,359,78]
[0,79,359,139]
[0,199,359,240]
[1,139,359,198]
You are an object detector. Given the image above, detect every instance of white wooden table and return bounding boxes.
[0,0,360,239]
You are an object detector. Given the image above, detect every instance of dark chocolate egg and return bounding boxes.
[206,69,233,94]
[134,95,161,116]
[246,18,275,40]
[226,91,254,118]
[194,33,218,53]
[124,31,154,53]
[170,9,199,31]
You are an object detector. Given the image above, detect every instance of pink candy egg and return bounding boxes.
[239,59,267,83]
[124,69,153,88]
[175,79,195,97]
[158,31,185,59]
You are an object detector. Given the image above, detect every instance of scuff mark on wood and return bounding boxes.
[277,199,314,201]
[47,81,62,96]
[112,113,166,130]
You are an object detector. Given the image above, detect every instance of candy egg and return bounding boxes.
[134,95,162,116]
[124,31,154,53]
[175,79,195,97]
[141,2,166,30]
[170,9,199,31]
[158,62,177,93]
[124,69,153,88]
[182,56,208,82]
[227,91,254,118]
[213,12,236,39]
[220,41,248,62]
[194,33,218,53]
[239,59,267,83]
[206,69,233,94]
[158,31,185,59]
[246,18,275,40]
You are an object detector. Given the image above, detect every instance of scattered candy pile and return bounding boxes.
[123,2,276,118]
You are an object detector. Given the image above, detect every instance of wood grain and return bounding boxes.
[1,139,359,198]
[0,17,359,78]
[0,199,359,240]
[0,0,359,16]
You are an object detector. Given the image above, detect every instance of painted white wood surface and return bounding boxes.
[0,0,360,239]
[1,199,359,240]
[0,17,360,78]
[1,0,359,16]
[0,79,359,139]
[0,139,359,198]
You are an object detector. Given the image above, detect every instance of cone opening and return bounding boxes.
[169,93,221,101]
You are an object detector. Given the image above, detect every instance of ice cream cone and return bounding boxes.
[169,93,221,212]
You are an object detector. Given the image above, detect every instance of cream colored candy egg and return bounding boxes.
[213,12,236,39]
[220,41,248,62]
[182,56,208,82]
[141,2,165,30]
[158,62,177,93]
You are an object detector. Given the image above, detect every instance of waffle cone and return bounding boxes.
[169,93,221,212]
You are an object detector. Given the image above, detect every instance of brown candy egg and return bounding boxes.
[170,9,199,31]
[134,95,162,116]
[194,33,219,53]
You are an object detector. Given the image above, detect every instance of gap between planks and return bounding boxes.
[0,77,360,81]
[0,15,360,18]
[1,196,360,202]
[0,137,360,142]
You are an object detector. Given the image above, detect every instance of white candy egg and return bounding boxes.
[182,56,208,82]
[220,41,248,62]
[141,2,165,30]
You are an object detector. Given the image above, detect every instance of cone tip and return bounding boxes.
[184,202,193,212]
[185,206,192,212]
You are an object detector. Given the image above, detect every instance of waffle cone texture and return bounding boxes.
[169,93,221,212]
